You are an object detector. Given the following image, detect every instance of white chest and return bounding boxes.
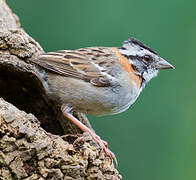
[110,82,142,115]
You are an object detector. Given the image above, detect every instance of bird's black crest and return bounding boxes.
[128,37,158,55]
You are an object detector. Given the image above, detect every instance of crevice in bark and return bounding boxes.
[0,65,64,135]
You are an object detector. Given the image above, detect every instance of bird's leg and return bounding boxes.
[61,104,117,165]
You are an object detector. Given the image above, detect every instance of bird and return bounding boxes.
[30,37,174,164]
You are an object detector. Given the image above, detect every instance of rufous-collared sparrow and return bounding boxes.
[30,37,174,164]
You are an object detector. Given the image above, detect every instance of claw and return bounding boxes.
[73,131,118,166]
[73,136,83,145]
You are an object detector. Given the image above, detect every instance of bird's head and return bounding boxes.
[119,37,174,86]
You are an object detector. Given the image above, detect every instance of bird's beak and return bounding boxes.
[154,58,175,69]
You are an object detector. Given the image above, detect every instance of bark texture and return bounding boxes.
[0,1,122,179]
[0,99,121,179]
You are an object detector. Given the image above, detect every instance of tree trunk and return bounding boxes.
[0,1,121,179]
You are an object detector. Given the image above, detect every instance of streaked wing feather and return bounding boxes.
[30,47,115,87]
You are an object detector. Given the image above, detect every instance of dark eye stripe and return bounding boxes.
[127,55,143,61]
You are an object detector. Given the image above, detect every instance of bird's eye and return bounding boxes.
[143,55,152,62]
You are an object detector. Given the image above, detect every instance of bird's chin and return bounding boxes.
[142,69,158,83]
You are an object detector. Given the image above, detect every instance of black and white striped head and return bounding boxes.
[119,37,174,85]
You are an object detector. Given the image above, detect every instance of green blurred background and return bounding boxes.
[7,0,196,179]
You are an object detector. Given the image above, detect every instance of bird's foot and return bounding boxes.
[74,131,117,166]
[61,105,118,166]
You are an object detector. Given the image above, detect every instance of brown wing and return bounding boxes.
[30,47,118,87]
